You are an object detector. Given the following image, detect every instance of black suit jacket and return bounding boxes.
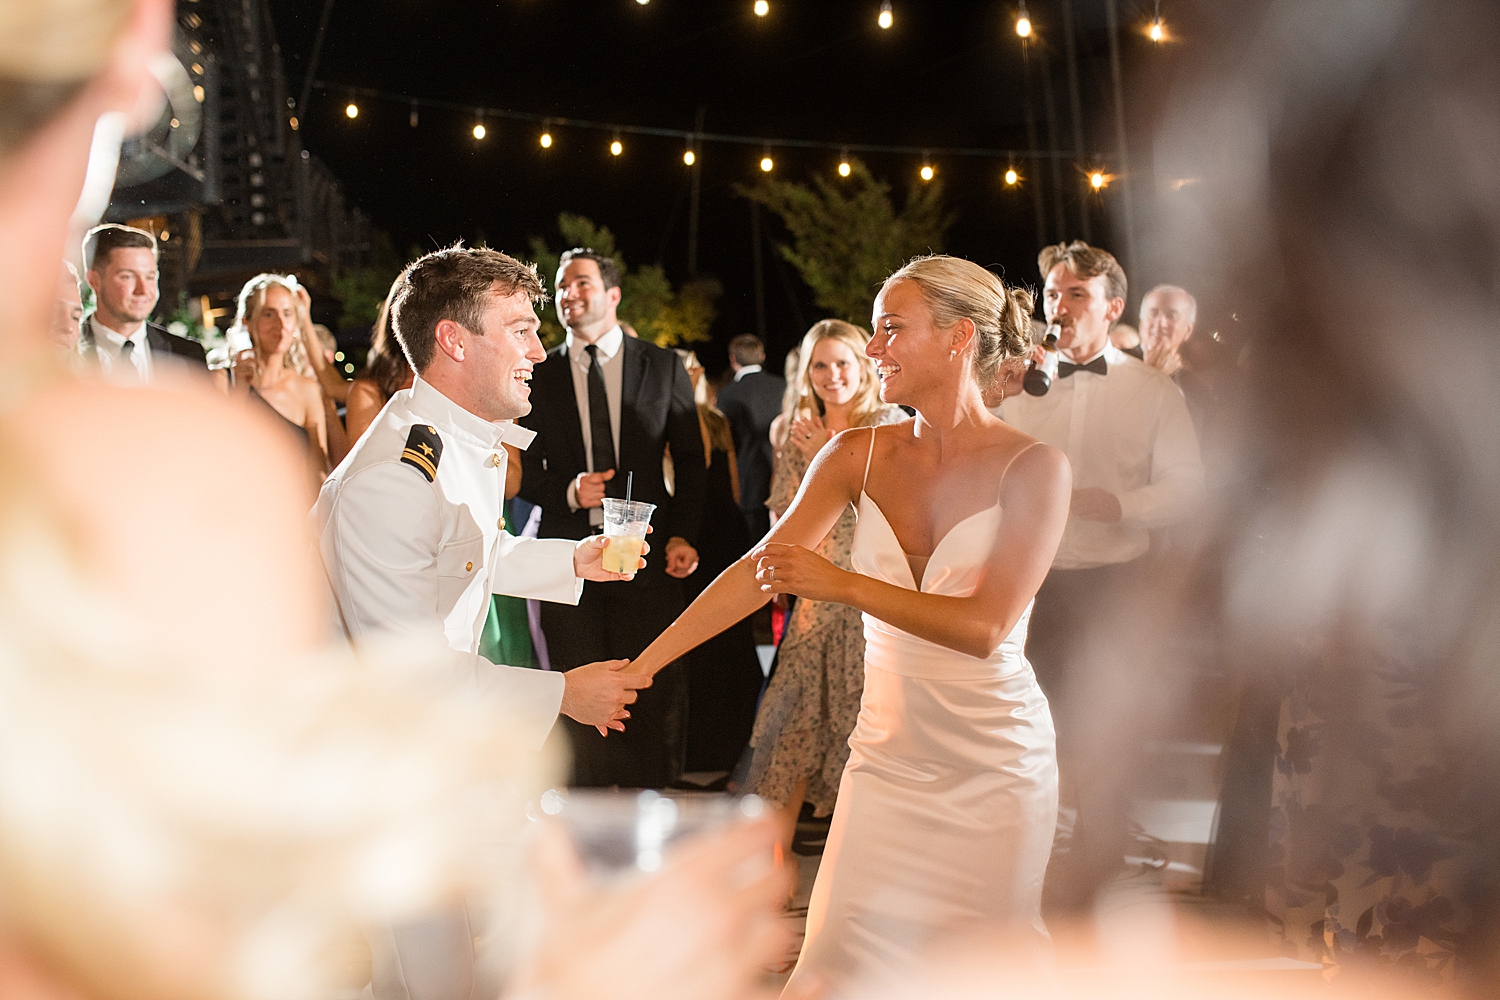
[518,335,706,587]
[715,369,785,513]
[80,316,209,373]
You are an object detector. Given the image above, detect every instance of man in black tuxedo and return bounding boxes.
[713,333,785,541]
[79,224,206,380]
[518,249,706,788]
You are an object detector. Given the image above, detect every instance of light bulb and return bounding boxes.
[611,140,623,156]
[540,132,553,148]
[1090,171,1106,189]
[838,161,852,177]
[754,0,769,15]
[472,123,486,139]
[760,156,774,172]
[345,103,358,118]
[878,3,893,29]
[1005,168,1019,185]
[1016,16,1032,37]
[920,165,935,181]
[683,149,696,166]
[1148,18,1165,41]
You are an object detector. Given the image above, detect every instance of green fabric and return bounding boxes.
[477,499,539,669]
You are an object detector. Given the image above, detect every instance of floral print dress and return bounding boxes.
[744,406,906,816]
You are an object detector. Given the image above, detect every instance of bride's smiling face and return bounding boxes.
[868,280,951,404]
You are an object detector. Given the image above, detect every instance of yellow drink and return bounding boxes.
[602,533,646,575]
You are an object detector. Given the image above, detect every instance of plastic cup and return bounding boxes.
[534,788,767,878]
[600,498,655,577]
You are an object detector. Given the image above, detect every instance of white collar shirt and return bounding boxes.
[86,316,152,382]
[314,375,582,749]
[998,342,1204,569]
[565,324,625,526]
[733,364,762,381]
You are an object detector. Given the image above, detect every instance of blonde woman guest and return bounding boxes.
[345,274,414,443]
[747,320,904,877]
[228,274,330,482]
[629,257,1069,993]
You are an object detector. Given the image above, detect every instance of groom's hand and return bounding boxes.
[560,659,651,734]
[573,530,651,582]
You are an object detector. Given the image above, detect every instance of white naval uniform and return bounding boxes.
[315,375,583,749]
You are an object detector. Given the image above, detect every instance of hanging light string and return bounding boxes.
[314,80,1097,162]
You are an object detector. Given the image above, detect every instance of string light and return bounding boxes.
[1090,170,1109,190]
[409,102,418,128]
[610,139,624,156]
[760,155,774,172]
[344,102,358,118]
[683,149,696,166]
[1148,18,1165,41]
[1015,0,1032,39]
[540,131,553,148]
[289,116,299,130]
[920,164,935,182]
[1004,167,1020,186]
[754,0,769,16]
[878,2,893,29]
[472,122,486,140]
[838,159,852,177]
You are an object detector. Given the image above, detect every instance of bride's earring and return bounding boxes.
[950,349,958,359]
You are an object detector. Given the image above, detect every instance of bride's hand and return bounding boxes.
[755,542,849,604]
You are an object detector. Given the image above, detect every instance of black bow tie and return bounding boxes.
[1058,356,1108,378]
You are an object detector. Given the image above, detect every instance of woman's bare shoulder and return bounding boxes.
[999,432,1071,497]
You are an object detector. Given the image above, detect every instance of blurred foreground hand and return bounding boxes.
[511,816,797,1000]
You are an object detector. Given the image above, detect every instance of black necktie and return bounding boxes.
[584,344,617,478]
[118,337,138,380]
[1058,356,1108,378]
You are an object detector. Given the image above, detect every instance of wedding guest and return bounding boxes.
[766,344,802,482]
[79,223,206,379]
[675,348,765,774]
[748,319,904,881]
[518,248,705,789]
[227,273,331,482]
[50,261,83,353]
[346,274,414,443]
[999,240,1204,911]
[1138,285,1196,377]
[715,333,785,540]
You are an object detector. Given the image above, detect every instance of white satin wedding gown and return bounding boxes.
[785,431,1059,994]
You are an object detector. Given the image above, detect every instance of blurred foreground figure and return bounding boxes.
[0,6,792,1000]
[1131,0,1500,990]
[49,261,82,353]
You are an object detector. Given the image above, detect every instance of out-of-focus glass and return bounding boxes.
[536,788,766,876]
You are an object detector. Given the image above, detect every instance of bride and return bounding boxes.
[630,255,1070,992]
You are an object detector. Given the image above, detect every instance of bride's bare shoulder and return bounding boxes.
[999,432,1071,499]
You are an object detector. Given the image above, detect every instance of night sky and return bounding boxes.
[267,0,1181,371]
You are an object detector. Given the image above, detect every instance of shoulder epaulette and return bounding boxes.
[400,424,443,482]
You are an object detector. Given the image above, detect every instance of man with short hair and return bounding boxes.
[1138,284,1197,377]
[715,333,785,540]
[50,261,84,353]
[79,224,206,378]
[1000,240,1204,910]
[519,247,706,789]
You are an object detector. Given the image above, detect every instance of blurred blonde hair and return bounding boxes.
[0,424,552,1000]
[882,255,1034,389]
[232,273,314,378]
[780,320,883,444]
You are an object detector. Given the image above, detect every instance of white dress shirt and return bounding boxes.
[564,324,624,526]
[732,364,762,382]
[999,342,1204,569]
[315,376,584,748]
[84,316,152,382]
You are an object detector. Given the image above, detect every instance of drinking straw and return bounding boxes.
[626,471,634,503]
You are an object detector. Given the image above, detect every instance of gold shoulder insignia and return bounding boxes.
[401,424,443,482]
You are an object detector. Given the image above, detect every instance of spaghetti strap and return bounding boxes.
[861,425,878,494]
[998,440,1044,494]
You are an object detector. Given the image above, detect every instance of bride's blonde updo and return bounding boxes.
[0,0,135,159]
[881,255,1034,389]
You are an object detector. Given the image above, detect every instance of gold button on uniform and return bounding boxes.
[488,453,503,467]
[465,561,473,572]
[497,518,505,530]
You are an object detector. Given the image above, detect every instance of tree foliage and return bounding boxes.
[739,158,953,326]
[528,213,719,349]
[331,231,407,330]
